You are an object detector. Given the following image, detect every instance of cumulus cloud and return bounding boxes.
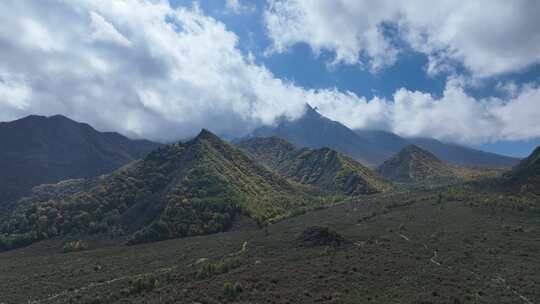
[0,0,306,141]
[89,11,131,47]
[264,0,540,77]
[0,71,32,120]
[0,0,538,145]
[226,0,256,14]
[308,79,540,144]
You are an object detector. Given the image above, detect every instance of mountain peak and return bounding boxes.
[48,114,73,122]
[0,114,161,204]
[194,128,221,142]
[377,144,456,183]
[15,114,73,123]
[303,103,322,118]
[249,103,382,166]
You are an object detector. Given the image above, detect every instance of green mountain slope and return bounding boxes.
[0,130,319,250]
[508,146,540,194]
[238,137,390,195]
[377,145,458,183]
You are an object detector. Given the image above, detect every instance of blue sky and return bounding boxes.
[0,0,539,157]
[175,0,447,100]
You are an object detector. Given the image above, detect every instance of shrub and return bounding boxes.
[0,232,37,251]
[126,220,171,245]
[129,275,160,294]
[196,256,243,279]
[63,240,88,253]
[223,281,242,299]
[297,226,350,247]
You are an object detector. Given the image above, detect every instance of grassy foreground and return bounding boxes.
[1,187,539,304]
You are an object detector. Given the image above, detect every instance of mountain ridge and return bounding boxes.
[0,130,324,250]
[237,136,390,195]
[246,104,520,168]
[0,114,162,206]
[377,145,457,183]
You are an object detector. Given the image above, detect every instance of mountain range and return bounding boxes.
[1,130,348,250]
[248,104,520,169]
[0,108,520,208]
[0,115,161,206]
[1,118,539,302]
[0,113,537,255]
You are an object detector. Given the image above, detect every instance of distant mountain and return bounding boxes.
[377,145,457,183]
[0,115,161,205]
[246,104,519,168]
[406,137,520,169]
[507,146,540,193]
[354,129,410,156]
[238,136,389,195]
[249,104,386,167]
[0,130,318,250]
[354,131,520,168]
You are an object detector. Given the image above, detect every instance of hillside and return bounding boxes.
[238,137,389,195]
[377,145,457,183]
[508,146,540,194]
[0,115,161,205]
[2,183,539,304]
[0,130,321,251]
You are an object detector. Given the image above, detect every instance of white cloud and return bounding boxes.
[0,0,305,141]
[19,18,64,52]
[226,0,256,14]
[0,0,538,145]
[308,79,540,144]
[264,0,540,77]
[0,70,33,123]
[89,11,131,47]
[264,0,398,70]
[0,71,31,115]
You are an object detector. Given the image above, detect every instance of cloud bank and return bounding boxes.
[309,79,540,144]
[264,0,540,77]
[0,0,539,145]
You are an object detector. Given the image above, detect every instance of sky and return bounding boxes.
[0,0,539,157]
